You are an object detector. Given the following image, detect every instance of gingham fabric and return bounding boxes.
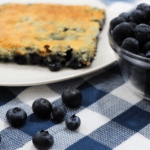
[1,0,150,149]
[0,63,150,150]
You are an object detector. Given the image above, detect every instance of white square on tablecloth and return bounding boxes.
[17,141,36,150]
[17,85,61,106]
[113,133,150,150]
[77,109,110,135]
[0,120,9,131]
[111,83,142,105]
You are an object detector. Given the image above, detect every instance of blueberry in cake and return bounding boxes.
[0,4,105,71]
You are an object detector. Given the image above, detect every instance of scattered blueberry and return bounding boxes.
[143,41,150,53]
[119,12,130,22]
[129,22,137,29]
[113,22,134,45]
[143,6,150,20]
[137,3,149,11]
[32,98,52,118]
[62,89,82,108]
[6,107,27,126]
[65,114,81,130]
[110,17,126,31]
[121,37,139,54]
[129,10,143,24]
[134,24,150,43]
[146,51,150,58]
[138,53,145,57]
[48,62,61,71]
[52,105,66,122]
[32,130,54,150]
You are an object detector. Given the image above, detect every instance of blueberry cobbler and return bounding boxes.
[0,4,105,71]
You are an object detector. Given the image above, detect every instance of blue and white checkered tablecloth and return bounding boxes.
[1,0,150,150]
[1,63,150,150]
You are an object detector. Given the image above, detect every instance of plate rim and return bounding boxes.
[0,0,118,86]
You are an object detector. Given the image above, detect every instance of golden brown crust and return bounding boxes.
[0,3,105,66]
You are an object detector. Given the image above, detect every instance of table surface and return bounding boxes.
[1,0,150,150]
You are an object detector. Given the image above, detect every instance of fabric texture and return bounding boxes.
[0,0,150,149]
[0,63,149,150]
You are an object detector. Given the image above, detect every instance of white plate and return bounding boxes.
[0,0,117,86]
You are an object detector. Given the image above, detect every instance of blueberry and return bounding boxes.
[146,51,150,58]
[121,37,139,54]
[143,6,150,20]
[3,57,9,62]
[66,58,85,69]
[137,3,149,11]
[25,47,32,50]
[52,105,66,122]
[65,49,73,62]
[113,22,134,45]
[32,98,52,118]
[129,10,143,24]
[143,41,150,53]
[129,22,137,29]
[64,28,69,32]
[32,130,54,150]
[29,52,41,65]
[138,53,145,57]
[62,89,82,108]
[40,57,48,66]
[48,62,61,71]
[65,114,81,130]
[6,107,27,126]
[71,61,85,69]
[134,24,150,43]
[119,12,130,22]
[110,17,126,31]
[14,54,27,65]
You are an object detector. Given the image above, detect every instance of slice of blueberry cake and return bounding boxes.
[0,4,105,71]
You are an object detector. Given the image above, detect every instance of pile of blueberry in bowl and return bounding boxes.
[108,3,150,100]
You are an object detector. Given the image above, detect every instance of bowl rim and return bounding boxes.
[108,29,150,64]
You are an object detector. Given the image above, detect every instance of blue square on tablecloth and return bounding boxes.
[139,124,150,140]
[113,106,150,132]
[136,99,150,113]
[0,127,32,150]
[19,113,56,136]
[66,136,111,150]
[0,87,16,106]
[88,121,135,149]
[88,94,132,119]
[87,71,124,93]
[78,82,107,107]
[48,127,85,150]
